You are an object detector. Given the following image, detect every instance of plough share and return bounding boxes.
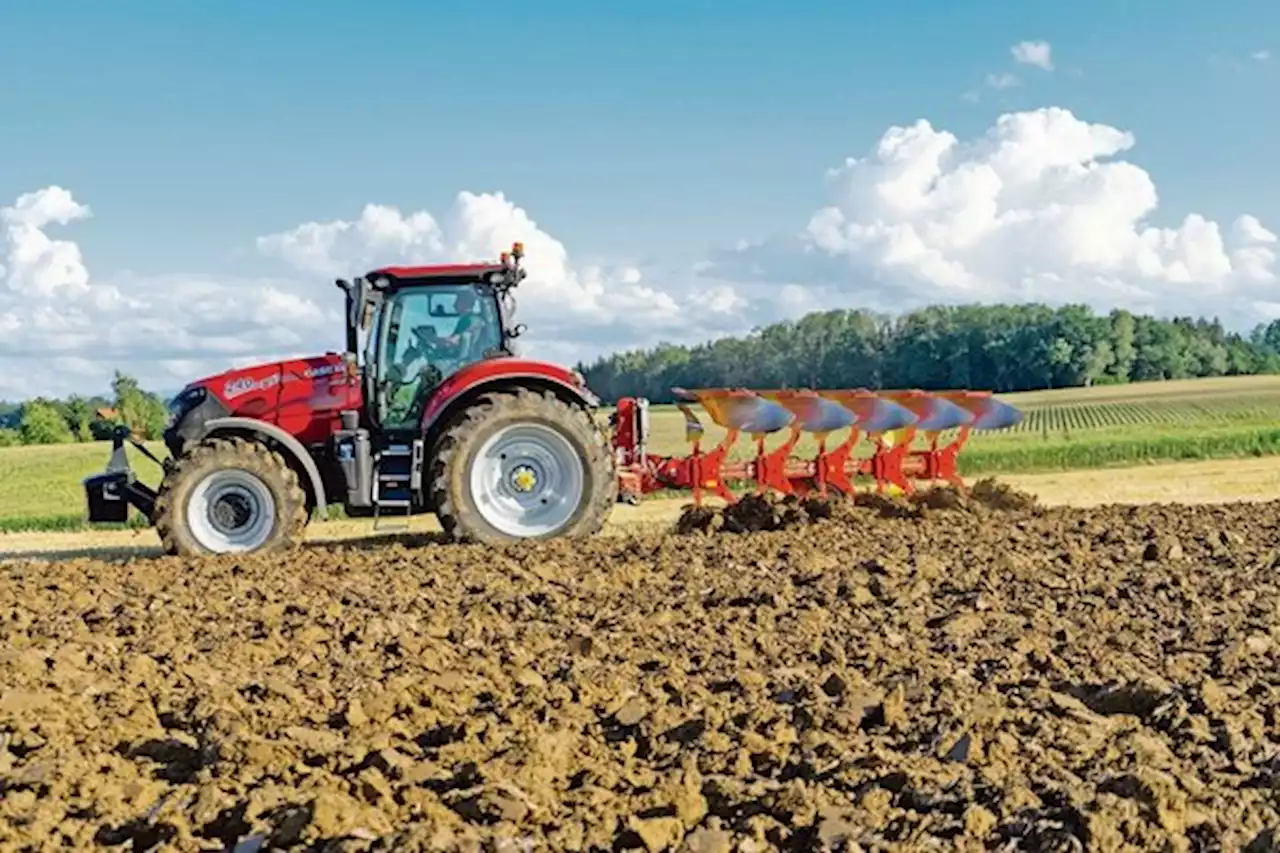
[610,387,1023,504]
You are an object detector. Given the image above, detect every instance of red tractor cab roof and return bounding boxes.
[365,262,507,281]
[365,242,526,288]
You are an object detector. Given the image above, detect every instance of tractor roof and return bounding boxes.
[365,262,506,282]
[361,243,526,292]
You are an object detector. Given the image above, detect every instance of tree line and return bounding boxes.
[0,373,169,447]
[578,304,1280,403]
[4,304,1280,445]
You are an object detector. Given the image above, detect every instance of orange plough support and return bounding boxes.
[610,387,1023,505]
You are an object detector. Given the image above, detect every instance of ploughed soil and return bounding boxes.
[5,484,1280,851]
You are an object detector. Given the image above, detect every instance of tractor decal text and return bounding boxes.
[223,364,343,398]
[223,374,281,399]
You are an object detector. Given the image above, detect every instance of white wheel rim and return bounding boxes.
[185,469,277,552]
[469,423,586,537]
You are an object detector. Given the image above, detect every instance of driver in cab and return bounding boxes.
[387,291,487,422]
[404,290,483,370]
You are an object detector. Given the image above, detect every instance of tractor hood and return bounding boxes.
[190,352,352,413]
[165,352,361,451]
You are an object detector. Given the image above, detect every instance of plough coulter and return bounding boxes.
[609,387,1023,504]
[83,240,1022,557]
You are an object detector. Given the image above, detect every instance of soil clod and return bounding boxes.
[675,477,1042,533]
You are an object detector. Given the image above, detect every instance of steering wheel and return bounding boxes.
[385,327,454,387]
[411,325,446,352]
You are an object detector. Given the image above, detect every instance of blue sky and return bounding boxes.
[4,0,1276,272]
[1,0,1277,397]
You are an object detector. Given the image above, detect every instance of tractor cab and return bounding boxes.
[338,243,528,434]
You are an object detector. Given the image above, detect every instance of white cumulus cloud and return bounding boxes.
[707,107,1277,327]
[1011,40,1054,71]
[256,190,747,361]
[1,186,93,298]
[0,187,340,400]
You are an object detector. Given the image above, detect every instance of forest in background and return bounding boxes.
[578,304,1280,403]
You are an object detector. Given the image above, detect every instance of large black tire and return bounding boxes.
[430,389,617,544]
[153,437,309,557]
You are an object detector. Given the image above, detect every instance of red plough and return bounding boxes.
[611,388,1023,505]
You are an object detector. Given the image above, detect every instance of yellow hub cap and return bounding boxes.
[510,465,538,493]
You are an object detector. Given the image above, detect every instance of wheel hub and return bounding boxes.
[209,491,255,533]
[509,464,538,493]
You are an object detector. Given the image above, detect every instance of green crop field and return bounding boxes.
[3,374,1280,534]
[0,442,166,533]
[950,375,1280,473]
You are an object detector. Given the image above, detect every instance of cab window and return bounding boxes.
[376,285,502,428]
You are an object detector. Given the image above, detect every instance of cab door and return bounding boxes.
[373,285,495,431]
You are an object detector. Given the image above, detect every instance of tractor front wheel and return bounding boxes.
[430,389,616,544]
[153,437,309,556]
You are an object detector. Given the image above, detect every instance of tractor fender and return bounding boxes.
[201,417,328,514]
[420,360,599,439]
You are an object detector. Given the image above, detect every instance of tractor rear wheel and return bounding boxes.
[153,437,308,556]
[430,389,616,544]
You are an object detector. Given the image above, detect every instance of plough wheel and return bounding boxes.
[430,388,617,544]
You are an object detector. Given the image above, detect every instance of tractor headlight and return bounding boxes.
[166,386,206,428]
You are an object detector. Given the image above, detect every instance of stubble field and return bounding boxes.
[5,486,1280,850]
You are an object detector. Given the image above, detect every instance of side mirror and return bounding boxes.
[508,323,527,338]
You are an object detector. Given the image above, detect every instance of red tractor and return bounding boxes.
[84,243,619,555]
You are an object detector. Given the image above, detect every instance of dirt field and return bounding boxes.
[4,483,1280,851]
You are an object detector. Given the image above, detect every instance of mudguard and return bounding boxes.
[201,416,328,514]
[420,358,598,436]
